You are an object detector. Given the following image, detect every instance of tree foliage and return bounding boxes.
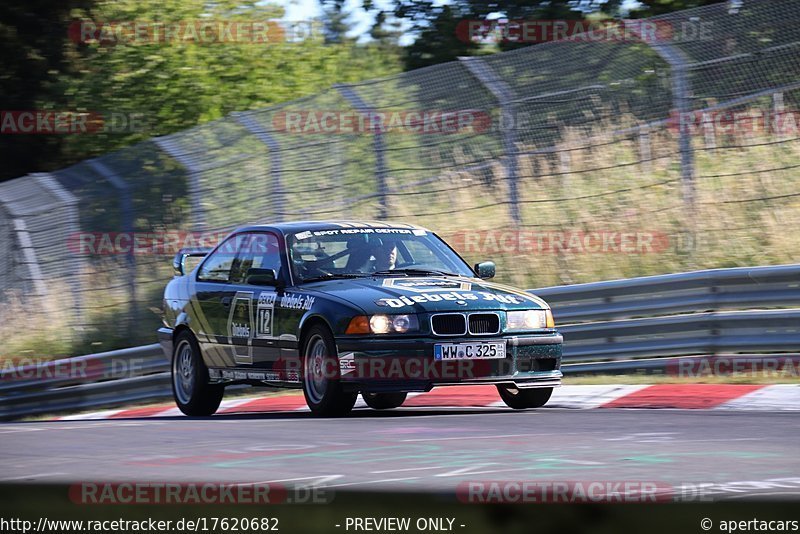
[0,0,93,181]
[2,0,402,181]
[388,0,726,69]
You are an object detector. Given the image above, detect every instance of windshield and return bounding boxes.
[287,227,475,283]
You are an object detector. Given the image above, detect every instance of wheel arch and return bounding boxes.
[298,314,335,353]
[171,325,195,359]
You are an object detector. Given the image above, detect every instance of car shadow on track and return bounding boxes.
[151,406,522,421]
[20,407,522,423]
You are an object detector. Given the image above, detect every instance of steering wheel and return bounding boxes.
[298,259,333,279]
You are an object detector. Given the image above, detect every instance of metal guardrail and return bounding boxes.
[532,264,800,322]
[0,345,170,420]
[1,264,799,419]
[531,264,800,364]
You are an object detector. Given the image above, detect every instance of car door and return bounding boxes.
[192,233,247,368]
[228,231,286,370]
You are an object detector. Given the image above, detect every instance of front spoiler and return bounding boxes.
[429,371,562,390]
[157,327,173,360]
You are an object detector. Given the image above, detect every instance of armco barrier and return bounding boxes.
[532,264,800,323]
[0,345,169,420]
[1,264,799,419]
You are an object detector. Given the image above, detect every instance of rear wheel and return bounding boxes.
[363,392,407,410]
[302,325,357,417]
[496,385,552,409]
[171,331,224,416]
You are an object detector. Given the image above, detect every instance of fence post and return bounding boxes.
[232,111,286,222]
[88,160,136,338]
[459,56,521,225]
[10,219,47,298]
[153,136,207,230]
[335,84,389,220]
[639,124,652,175]
[32,173,85,333]
[702,111,717,149]
[639,36,695,211]
[773,92,786,139]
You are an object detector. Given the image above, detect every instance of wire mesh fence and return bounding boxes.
[1,0,798,357]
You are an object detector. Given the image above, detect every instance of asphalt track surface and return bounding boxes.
[1,408,799,499]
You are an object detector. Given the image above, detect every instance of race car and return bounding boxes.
[158,221,563,416]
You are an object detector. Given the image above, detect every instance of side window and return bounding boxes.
[196,235,242,283]
[231,232,283,285]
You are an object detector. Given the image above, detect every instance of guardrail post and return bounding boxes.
[232,111,286,222]
[459,56,522,225]
[334,84,389,220]
[88,160,136,338]
[153,136,207,230]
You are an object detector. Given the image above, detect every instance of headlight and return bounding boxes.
[506,310,547,331]
[347,314,420,334]
[369,314,392,334]
[391,314,415,333]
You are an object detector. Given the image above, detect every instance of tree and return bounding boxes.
[2,0,402,180]
[388,0,728,70]
[320,0,351,44]
[368,9,403,48]
[0,0,94,181]
[402,4,482,70]
[628,0,724,17]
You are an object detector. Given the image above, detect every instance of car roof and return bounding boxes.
[235,220,431,235]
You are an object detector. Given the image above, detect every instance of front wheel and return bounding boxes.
[496,385,552,409]
[302,325,357,417]
[171,331,224,416]
[363,392,408,410]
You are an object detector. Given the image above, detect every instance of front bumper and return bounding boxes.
[157,327,173,361]
[336,332,563,393]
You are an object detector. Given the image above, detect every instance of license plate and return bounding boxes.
[434,341,506,360]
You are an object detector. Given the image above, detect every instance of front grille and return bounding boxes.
[431,314,467,336]
[468,313,500,335]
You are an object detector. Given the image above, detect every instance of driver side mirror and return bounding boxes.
[474,261,496,279]
[245,268,281,287]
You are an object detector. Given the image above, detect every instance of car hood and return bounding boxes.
[303,276,549,314]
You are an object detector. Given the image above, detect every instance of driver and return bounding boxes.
[372,240,398,272]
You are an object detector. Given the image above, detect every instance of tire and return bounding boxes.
[301,325,357,417]
[171,331,224,416]
[363,392,408,410]
[496,385,552,409]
